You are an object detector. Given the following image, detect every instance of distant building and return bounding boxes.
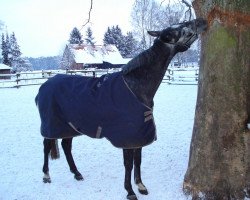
[61,44,130,70]
[0,64,11,79]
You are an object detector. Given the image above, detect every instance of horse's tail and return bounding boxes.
[50,139,60,160]
[35,94,39,106]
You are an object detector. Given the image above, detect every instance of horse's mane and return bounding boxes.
[121,39,164,75]
[121,55,142,75]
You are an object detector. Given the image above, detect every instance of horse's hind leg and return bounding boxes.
[123,149,137,200]
[43,138,52,183]
[134,148,148,195]
[61,138,83,180]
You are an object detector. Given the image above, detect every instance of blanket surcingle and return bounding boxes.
[35,72,156,149]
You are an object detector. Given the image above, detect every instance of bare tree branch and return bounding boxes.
[159,0,166,6]
[81,0,93,30]
[180,0,192,21]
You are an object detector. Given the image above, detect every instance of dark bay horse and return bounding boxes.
[35,18,207,200]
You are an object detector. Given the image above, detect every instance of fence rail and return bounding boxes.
[0,67,199,89]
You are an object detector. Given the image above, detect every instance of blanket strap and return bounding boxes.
[144,110,153,122]
[96,126,102,138]
[68,122,84,135]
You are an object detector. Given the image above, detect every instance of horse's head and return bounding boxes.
[148,18,207,52]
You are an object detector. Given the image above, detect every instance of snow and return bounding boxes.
[0,64,11,70]
[102,45,128,65]
[0,83,197,200]
[72,45,128,65]
[73,47,103,64]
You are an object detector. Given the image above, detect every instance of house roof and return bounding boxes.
[68,44,128,65]
[0,64,11,70]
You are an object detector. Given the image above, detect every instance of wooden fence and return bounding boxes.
[163,67,199,85]
[0,67,199,89]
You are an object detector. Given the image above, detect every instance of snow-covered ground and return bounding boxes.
[0,83,197,200]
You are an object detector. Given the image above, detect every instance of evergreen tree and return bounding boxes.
[0,31,31,72]
[123,32,140,58]
[69,27,83,44]
[103,25,124,47]
[103,26,140,58]
[85,27,95,46]
[103,27,115,45]
[1,33,10,65]
[12,57,33,72]
[0,21,4,62]
[10,32,21,65]
[103,25,126,56]
[5,33,12,65]
[9,32,24,72]
[112,25,124,51]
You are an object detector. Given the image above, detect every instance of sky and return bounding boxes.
[0,0,190,58]
[0,0,135,58]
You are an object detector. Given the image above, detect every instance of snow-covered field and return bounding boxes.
[0,83,197,200]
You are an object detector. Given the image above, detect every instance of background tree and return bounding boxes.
[1,33,10,66]
[69,27,83,44]
[0,20,4,62]
[11,57,33,72]
[85,27,95,46]
[103,27,115,45]
[131,0,160,49]
[183,0,250,199]
[27,56,61,70]
[0,20,4,32]
[122,32,140,58]
[10,32,21,66]
[103,25,123,49]
[103,26,139,58]
[1,31,33,72]
[5,33,12,65]
[131,0,184,50]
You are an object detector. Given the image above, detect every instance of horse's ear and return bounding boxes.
[147,31,161,37]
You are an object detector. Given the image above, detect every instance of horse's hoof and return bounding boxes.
[71,170,84,181]
[43,177,51,183]
[137,183,148,195]
[127,194,138,200]
[74,174,83,181]
[43,173,51,183]
[138,188,148,195]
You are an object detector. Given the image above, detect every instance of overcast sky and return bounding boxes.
[0,0,189,58]
[0,0,135,57]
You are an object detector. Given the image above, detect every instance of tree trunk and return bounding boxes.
[183,0,250,199]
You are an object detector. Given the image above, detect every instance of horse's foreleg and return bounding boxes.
[61,138,83,181]
[123,149,137,200]
[43,138,52,183]
[134,148,148,195]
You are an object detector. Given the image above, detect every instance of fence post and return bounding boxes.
[16,73,20,87]
[169,69,173,75]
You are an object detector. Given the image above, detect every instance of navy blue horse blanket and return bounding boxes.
[35,72,156,148]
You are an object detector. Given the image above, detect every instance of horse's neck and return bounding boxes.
[122,40,175,107]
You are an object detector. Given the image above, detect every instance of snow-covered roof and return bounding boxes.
[102,45,127,65]
[69,44,128,65]
[0,64,11,70]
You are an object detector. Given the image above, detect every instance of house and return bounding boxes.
[0,64,11,79]
[61,44,130,70]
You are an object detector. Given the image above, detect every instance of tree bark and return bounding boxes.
[183,0,250,199]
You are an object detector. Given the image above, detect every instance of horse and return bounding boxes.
[35,18,207,200]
